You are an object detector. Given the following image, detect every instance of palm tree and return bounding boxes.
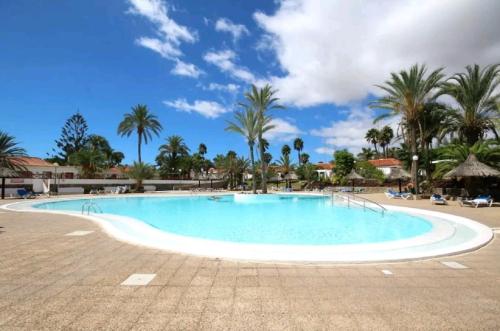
[0,131,27,174]
[433,140,500,179]
[357,147,375,161]
[365,128,380,155]
[68,148,106,178]
[128,161,155,192]
[300,152,310,164]
[226,108,273,193]
[440,64,500,145]
[157,135,190,175]
[117,104,162,163]
[241,84,284,193]
[281,144,291,157]
[378,126,394,158]
[371,64,445,188]
[278,153,294,189]
[293,138,304,165]
[198,143,207,156]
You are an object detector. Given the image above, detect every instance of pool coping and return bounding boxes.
[1,193,494,263]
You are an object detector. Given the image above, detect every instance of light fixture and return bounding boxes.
[412,155,419,161]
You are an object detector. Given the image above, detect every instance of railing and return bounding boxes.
[81,201,103,215]
[325,191,386,216]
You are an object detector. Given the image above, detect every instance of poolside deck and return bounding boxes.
[0,194,499,330]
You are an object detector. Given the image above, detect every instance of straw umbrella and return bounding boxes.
[444,154,500,196]
[387,168,411,193]
[345,169,364,192]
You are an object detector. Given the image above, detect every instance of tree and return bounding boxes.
[278,153,294,189]
[157,135,190,178]
[117,104,162,163]
[86,134,124,167]
[378,126,394,157]
[296,163,318,189]
[371,64,445,189]
[300,153,310,164]
[281,144,291,157]
[357,147,375,161]
[241,84,283,193]
[0,131,27,174]
[53,112,89,164]
[355,161,385,184]
[365,128,380,155]
[110,151,125,167]
[219,151,249,189]
[333,149,355,183]
[440,64,500,145]
[128,162,155,192]
[226,108,272,194]
[198,143,207,156]
[68,148,106,178]
[433,140,500,179]
[293,138,304,165]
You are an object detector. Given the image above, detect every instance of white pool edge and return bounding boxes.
[1,193,493,263]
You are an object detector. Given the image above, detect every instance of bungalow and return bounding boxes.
[5,157,80,179]
[368,158,402,176]
[315,162,334,179]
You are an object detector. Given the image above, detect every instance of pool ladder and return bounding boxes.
[325,191,386,216]
[81,201,103,215]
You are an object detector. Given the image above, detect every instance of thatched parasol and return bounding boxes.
[345,169,364,191]
[387,168,411,193]
[444,154,500,178]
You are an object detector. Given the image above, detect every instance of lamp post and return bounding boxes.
[412,155,419,196]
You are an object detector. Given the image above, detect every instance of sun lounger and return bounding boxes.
[430,194,446,205]
[460,194,494,208]
[385,189,412,200]
[17,189,35,199]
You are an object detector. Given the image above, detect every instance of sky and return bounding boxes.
[1,0,499,165]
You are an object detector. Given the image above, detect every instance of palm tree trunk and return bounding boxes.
[410,124,418,192]
[258,135,267,193]
[249,144,257,194]
[137,133,142,163]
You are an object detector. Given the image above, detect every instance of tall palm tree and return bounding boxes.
[293,138,304,165]
[240,84,284,193]
[365,128,380,155]
[117,104,162,163]
[378,126,394,158]
[300,152,310,164]
[281,144,291,157]
[198,143,207,156]
[440,64,500,145]
[278,153,294,189]
[0,131,27,174]
[371,64,445,188]
[226,108,273,193]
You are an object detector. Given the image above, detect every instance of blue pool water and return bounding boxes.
[34,195,433,245]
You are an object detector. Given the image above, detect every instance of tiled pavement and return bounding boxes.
[1,198,500,330]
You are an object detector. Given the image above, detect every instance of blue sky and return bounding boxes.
[1,0,498,164]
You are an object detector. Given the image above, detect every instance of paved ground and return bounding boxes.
[0,194,499,330]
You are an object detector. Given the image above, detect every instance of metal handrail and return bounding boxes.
[326,191,386,216]
[81,201,103,215]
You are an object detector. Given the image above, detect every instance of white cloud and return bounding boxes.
[163,99,230,119]
[264,118,303,142]
[215,18,250,42]
[171,60,203,78]
[254,0,500,107]
[314,147,335,155]
[310,107,399,154]
[206,83,240,93]
[128,0,201,77]
[203,49,257,83]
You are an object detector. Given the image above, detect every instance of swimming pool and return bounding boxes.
[4,193,493,262]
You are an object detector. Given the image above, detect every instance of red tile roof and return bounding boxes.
[8,157,54,167]
[368,158,402,167]
[315,162,334,170]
